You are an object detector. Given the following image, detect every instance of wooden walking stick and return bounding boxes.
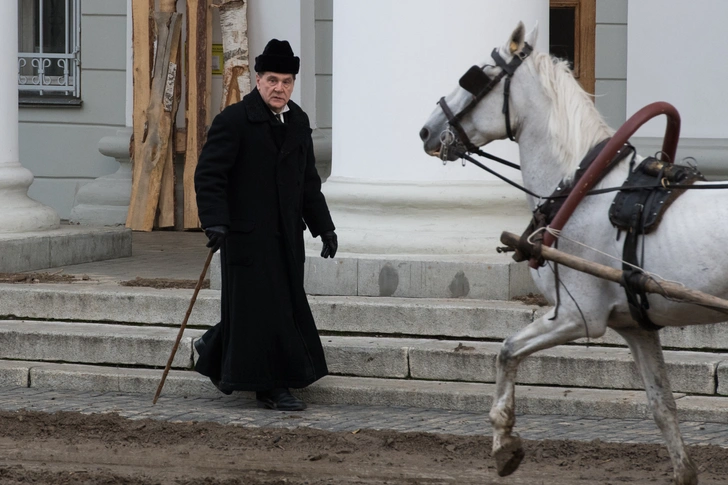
[153,248,215,404]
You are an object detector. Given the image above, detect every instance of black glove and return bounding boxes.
[320,230,338,259]
[204,225,228,252]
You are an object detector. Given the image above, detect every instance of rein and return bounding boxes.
[458,147,728,203]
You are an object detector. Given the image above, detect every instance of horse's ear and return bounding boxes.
[526,22,539,47]
[508,21,527,55]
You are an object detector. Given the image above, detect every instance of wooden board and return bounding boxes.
[183,0,212,229]
[129,0,153,228]
[157,34,183,229]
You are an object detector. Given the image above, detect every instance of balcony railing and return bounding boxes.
[18,51,79,97]
[18,0,80,99]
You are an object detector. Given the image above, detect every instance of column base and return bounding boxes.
[0,164,60,233]
[307,177,533,256]
[70,128,132,226]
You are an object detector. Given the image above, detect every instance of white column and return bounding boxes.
[318,0,549,255]
[0,1,59,233]
[627,0,728,138]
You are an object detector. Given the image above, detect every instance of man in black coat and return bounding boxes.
[193,39,337,411]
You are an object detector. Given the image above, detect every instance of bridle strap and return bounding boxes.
[437,96,479,153]
[491,43,533,141]
[503,76,515,140]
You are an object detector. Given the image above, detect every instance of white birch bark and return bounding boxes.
[215,0,250,110]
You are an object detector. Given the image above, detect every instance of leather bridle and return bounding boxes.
[437,43,533,160]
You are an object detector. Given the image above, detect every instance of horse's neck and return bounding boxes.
[515,58,614,207]
[517,129,572,208]
[517,105,613,209]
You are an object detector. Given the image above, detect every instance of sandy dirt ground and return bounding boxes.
[0,410,727,484]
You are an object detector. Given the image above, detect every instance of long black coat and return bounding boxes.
[193,88,334,392]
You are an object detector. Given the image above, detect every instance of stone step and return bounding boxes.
[188,249,541,300]
[313,337,728,396]
[1,284,727,351]
[314,296,728,352]
[0,283,221,327]
[0,283,542,336]
[300,252,540,300]
[2,360,727,423]
[0,320,204,369]
[1,321,727,395]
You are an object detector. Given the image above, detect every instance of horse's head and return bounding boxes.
[419,22,538,161]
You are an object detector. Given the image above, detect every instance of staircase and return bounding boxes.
[1,246,728,423]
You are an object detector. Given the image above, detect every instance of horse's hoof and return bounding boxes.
[674,456,699,485]
[493,435,525,477]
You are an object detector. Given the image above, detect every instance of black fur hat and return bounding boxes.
[254,39,300,74]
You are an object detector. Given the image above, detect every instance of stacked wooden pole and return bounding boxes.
[129,0,153,229]
[128,0,249,231]
[127,0,182,231]
[182,0,213,229]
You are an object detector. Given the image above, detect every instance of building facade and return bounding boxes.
[15,0,728,245]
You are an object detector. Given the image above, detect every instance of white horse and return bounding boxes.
[420,22,728,485]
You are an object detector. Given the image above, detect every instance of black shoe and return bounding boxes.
[256,388,307,411]
[194,338,232,395]
[193,337,206,355]
[211,378,233,395]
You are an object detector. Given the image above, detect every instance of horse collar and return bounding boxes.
[437,42,533,161]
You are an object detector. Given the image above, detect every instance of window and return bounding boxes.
[18,0,81,106]
[549,0,595,95]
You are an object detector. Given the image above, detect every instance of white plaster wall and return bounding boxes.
[627,0,728,138]
[331,0,549,182]
[126,0,133,127]
[20,1,126,219]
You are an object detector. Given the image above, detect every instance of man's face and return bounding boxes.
[256,72,295,112]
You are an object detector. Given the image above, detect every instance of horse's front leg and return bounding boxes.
[613,325,698,485]
[490,308,607,477]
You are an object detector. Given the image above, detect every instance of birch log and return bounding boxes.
[216,0,250,110]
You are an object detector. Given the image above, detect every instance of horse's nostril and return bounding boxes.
[419,127,430,142]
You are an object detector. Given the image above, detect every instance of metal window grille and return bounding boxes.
[18,0,81,98]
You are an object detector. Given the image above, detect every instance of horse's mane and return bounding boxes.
[531,51,614,180]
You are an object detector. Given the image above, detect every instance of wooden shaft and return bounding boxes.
[501,231,728,312]
[153,248,215,405]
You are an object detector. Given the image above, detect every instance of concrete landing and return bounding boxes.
[0,224,131,273]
